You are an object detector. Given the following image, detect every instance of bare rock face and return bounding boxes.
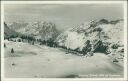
[8,22,28,31]
[26,21,59,41]
[56,19,124,56]
[8,21,59,41]
[4,22,18,39]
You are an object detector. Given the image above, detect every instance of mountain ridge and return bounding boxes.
[56,19,124,56]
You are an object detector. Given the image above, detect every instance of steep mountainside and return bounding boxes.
[56,19,124,56]
[8,21,59,40]
[8,22,28,31]
[4,22,18,39]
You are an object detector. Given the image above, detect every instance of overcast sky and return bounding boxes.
[4,4,124,31]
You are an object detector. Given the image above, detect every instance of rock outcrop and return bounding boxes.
[56,19,124,57]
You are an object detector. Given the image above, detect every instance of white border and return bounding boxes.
[1,1,126,4]
[123,1,127,80]
[1,1,127,81]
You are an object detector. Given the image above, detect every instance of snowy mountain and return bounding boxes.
[8,21,59,40]
[8,22,28,31]
[4,22,19,39]
[56,19,124,57]
[4,19,124,78]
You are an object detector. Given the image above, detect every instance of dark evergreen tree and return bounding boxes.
[11,48,14,53]
[32,41,34,45]
[4,43,6,48]
[40,42,42,45]
[18,39,21,42]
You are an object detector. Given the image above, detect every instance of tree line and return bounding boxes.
[4,34,111,56]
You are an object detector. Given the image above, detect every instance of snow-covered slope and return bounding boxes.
[56,19,124,57]
[4,40,123,78]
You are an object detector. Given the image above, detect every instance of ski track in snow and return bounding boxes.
[4,40,123,78]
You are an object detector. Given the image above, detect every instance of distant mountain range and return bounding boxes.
[8,22,28,31]
[6,21,59,41]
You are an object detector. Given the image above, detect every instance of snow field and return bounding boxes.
[4,40,123,78]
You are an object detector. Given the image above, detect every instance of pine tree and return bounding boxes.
[32,41,34,45]
[11,48,14,53]
[4,43,6,48]
[18,39,21,42]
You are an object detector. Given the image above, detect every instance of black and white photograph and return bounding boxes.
[1,1,127,79]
